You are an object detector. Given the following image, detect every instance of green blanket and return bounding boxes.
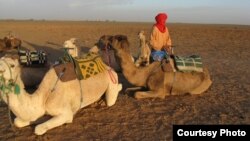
[174,55,203,72]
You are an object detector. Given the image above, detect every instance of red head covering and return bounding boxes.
[154,13,168,33]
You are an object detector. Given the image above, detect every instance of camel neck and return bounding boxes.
[140,39,147,54]
[0,69,55,119]
[0,75,29,115]
[116,49,158,87]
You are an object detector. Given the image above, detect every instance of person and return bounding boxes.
[150,12,176,71]
[150,13,172,59]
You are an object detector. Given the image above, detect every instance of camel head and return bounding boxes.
[63,38,79,57]
[3,34,22,49]
[138,30,146,41]
[0,57,20,81]
[98,35,130,54]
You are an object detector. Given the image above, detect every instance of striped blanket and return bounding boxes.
[18,50,47,66]
[174,55,203,72]
[73,53,106,80]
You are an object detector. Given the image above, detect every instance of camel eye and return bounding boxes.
[10,64,15,68]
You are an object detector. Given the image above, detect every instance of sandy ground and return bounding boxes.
[0,21,249,141]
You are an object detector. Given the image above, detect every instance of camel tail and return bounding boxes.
[190,67,212,94]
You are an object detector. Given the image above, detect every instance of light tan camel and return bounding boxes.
[63,38,80,57]
[98,35,212,99]
[0,57,122,135]
[135,30,151,67]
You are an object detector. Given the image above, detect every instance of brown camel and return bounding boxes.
[98,35,212,99]
[0,36,21,52]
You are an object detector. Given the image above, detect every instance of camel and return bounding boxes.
[4,35,22,49]
[0,39,6,52]
[98,35,212,99]
[135,30,151,67]
[0,57,122,135]
[0,35,22,52]
[63,38,80,57]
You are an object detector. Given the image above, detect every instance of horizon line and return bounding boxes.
[0,19,249,26]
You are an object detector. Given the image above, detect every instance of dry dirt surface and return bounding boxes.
[0,21,249,141]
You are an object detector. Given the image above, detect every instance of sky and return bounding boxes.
[0,0,250,25]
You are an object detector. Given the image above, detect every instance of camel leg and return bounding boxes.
[34,111,73,135]
[105,83,122,107]
[135,58,141,67]
[146,56,150,66]
[134,90,165,99]
[125,86,143,94]
[169,58,176,72]
[14,118,30,128]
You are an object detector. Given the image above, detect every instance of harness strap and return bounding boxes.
[1,59,16,131]
[78,79,83,109]
[51,68,66,92]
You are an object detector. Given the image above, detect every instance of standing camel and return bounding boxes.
[98,35,212,99]
[135,30,151,67]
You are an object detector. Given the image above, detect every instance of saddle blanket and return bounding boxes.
[174,55,203,72]
[18,50,47,66]
[74,53,106,80]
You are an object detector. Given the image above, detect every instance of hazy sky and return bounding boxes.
[0,0,250,25]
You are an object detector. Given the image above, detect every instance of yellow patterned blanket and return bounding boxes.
[73,53,106,80]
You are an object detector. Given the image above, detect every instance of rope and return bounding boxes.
[7,94,16,131]
[0,59,17,131]
[51,67,66,92]
[107,69,117,84]
[78,80,83,109]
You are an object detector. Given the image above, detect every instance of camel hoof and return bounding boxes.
[134,93,142,99]
[35,125,47,135]
[14,118,30,128]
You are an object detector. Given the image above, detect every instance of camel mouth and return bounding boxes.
[97,35,114,50]
[98,35,129,51]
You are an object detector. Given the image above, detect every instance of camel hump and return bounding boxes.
[190,67,212,95]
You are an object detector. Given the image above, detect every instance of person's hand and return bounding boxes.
[163,46,172,54]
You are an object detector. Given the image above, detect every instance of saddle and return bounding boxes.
[54,52,106,82]
[74,53,106,80]
[173,55,203,72]
[54,63,77,82]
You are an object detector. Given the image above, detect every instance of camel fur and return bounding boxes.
[135,30,151,67]
[0,57,122,135]
[98,35,212,99]
[63,38,80,57]
[0,35,21,52]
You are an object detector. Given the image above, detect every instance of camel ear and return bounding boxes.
[71,38,78,45]
[140,30,145,35]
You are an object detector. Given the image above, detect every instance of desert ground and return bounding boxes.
[0,20,249,141]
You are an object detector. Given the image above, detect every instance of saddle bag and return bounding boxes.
[174,55,203,72]
[18,50,47,66]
